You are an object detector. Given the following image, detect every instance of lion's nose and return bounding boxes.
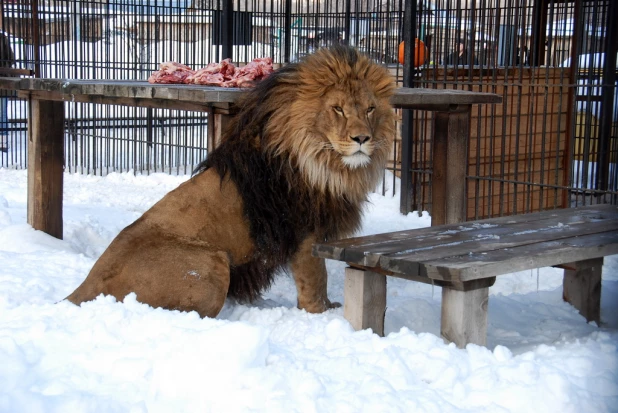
[351,135,370,145]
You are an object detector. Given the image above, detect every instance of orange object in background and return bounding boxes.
[398,39,427,67]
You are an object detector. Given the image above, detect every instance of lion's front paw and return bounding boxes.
[299,298,341,313]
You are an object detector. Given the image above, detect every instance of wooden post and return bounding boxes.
[343,267,387,336]
[27,98,65,239]
[563,258,603,324]
[432,105,470,226]
[206,108,215,151]
[212,110,233,149]
[440,278,494,348]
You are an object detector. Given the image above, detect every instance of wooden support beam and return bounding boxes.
[213,111,233,148]
[27,98,65,239]
[432,106,470,226]
[563,258,603,324]
[441,279,491,348]
[343,267,387,336]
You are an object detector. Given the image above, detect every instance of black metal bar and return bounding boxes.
[284,0,292,63]
[530,0,546,67]
[343,0,351,46]
[400,0,417,214]
[222,0,234,59]
[31,0,41,78]
[595,0,617,191]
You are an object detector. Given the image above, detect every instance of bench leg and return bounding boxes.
[343,267,386,336]
[441,280,492,348]
[563,258,603,324]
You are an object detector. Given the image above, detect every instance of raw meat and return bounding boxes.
[148,58,274,87]
[147,62,195,84]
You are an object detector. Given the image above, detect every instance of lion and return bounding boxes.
[66,45,397,317]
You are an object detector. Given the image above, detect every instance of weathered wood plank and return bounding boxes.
[27,99,64,239]
[0,78,502,109]
[417,230,618,281]
[1,78,243,105]
[314,205,618,271]
[391,87,502,108]
[343,267,387,336]
[0,68,33,76]
[0,77,24,90]
[313,205,617,262]
[563,258,603,324]
[386,216,618,267]
[22,90,215,113]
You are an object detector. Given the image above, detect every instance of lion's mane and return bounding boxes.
[194,45,396,302]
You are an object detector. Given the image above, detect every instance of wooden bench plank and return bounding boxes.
[417,230,618,281]
[315,206,618,273]
[313,205,617,263]
[380,218,618,277]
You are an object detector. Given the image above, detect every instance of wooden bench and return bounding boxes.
[313,204,618,348]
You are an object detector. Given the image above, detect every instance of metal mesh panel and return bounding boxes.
[407,0,616,218]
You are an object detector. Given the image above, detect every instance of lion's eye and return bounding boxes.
[332,106,344,115]
[367,106,376,115]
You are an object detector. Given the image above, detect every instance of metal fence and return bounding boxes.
[405,0,617,219]
[1,0,616,218]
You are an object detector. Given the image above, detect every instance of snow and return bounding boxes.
[0,168,617,413]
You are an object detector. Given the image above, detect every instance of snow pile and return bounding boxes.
[0,168,617,412]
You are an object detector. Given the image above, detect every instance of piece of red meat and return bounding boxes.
[185,59,237,85]
[148,62,195,84]
[228,57,274,87]
[149,57,274,87]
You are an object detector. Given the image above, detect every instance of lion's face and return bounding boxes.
[317,84,386,170]
[259,46,396,198]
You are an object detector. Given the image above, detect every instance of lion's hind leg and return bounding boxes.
[67,241,231,318]
[141,244,231,318]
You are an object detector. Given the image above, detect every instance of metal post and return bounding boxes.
[530,0,548,67]
[344,0,351,46]
[595,0,617,191]
[284,0,292,63]
[221,0,234,60]
[31,0,41,78]
[400,0,417,214]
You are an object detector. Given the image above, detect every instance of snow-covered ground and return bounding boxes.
[0,168,617,413]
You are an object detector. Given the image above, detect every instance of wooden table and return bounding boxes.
[313,204,618,347]
[0,77,501,239]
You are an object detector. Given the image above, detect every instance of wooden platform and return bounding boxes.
[313,204,618,348]
[0,77,500,240]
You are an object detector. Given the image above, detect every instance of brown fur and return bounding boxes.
[66,45,396,317]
